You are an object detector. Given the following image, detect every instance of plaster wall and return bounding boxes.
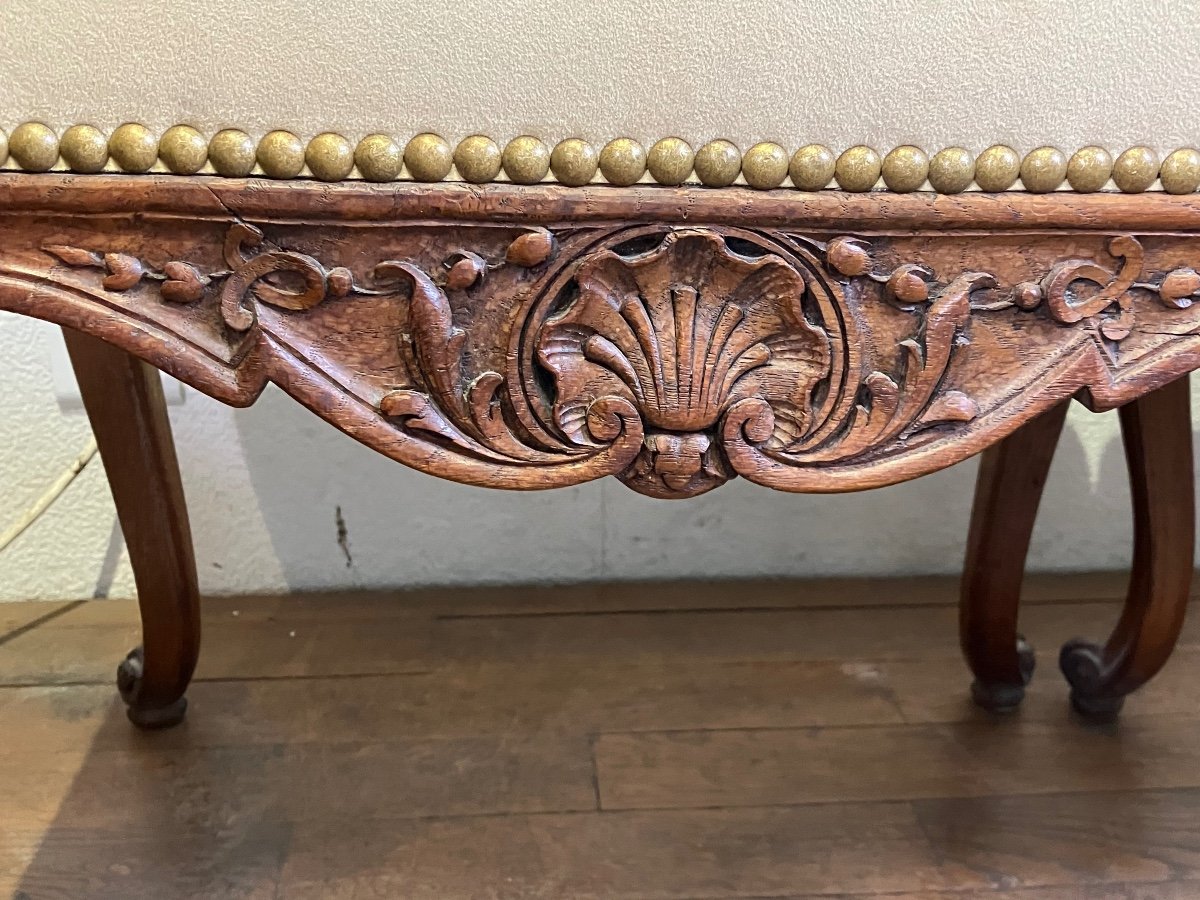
[1,313,1174,602]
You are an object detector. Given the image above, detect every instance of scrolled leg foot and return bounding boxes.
[960,402,1068,715]
[1059,639,1124,721]
[1054,378,1193,721]
[66,329,201,732]
[116,646,189,729]
[970,636,1036,713]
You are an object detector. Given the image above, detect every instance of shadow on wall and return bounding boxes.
[207,382,1140,594]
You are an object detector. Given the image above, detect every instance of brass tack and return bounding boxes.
[10,122,59,172]
[306,132,355,182]
[16,125,1189,197]
[647,137,694,186]
[550,138,598,186]
[0,128,8,167]
[60,124,108,173]
[926,147,974,194]
[881,145,929,192]
[600,138,647,186]
[502,135,551,185]
[974,145,1021,192]
[256,130,305,179]
[835,145,881,192]
[208,128,256,177]
[404,132,453,182]
[694,139,741,187]
[742,141,789,189]
[789,144,835,191]
[1112,146,1160,193]
[108,123,158,173]
[355,133,403,182]
[1160,148,1200,195]
[1020,146,1067,193]
[1066,146,1113,193]
[453,135,502,183]
[159,125,208,175]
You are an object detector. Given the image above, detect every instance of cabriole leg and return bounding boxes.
[961,402,1070,712]
[1060,376,1194,720]
[64,328,200,728]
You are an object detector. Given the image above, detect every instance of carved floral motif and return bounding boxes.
[824,233,1200,344]
[35,223,1200,498]
[45,224,361,332]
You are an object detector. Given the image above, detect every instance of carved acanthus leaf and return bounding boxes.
[31,220,1200,499]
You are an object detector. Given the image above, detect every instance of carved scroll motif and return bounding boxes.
[378,228,986,498]
[954,235,1200,343]
[33,224,1200,498]
[48,223,368,332]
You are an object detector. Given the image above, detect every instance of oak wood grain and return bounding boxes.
[5,175,1200,231]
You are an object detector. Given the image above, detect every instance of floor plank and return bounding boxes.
[278,803,974,899]
[278,789,1200,899]
[3,576,1200,898]
[0,600,78,640]
[429,600,1159,667]
[885,647,1200,724]
[0,604,432,685]
[0,570,1147,628]
[2,594,1156,686]
[811,886,1200,899]
[594,716,1200,811]
[913,788,1200,891]
[0,659,906,756]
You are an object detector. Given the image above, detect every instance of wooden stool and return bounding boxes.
[2,179,1192,728]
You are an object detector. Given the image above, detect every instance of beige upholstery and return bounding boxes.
[1,0,1195,158]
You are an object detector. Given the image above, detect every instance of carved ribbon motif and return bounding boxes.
[47,223,365,333]
[970,235,1200,341]
[39,225,1200,498]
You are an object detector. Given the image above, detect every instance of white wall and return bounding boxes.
[0,311,1165,602]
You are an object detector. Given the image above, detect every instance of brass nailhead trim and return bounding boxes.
[0,123,1196,193]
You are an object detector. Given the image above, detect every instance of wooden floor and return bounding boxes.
[3,574,1200,899]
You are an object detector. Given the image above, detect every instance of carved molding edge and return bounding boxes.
[4,179,1200,498]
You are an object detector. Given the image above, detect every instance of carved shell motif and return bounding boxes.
[536,231,831,497]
